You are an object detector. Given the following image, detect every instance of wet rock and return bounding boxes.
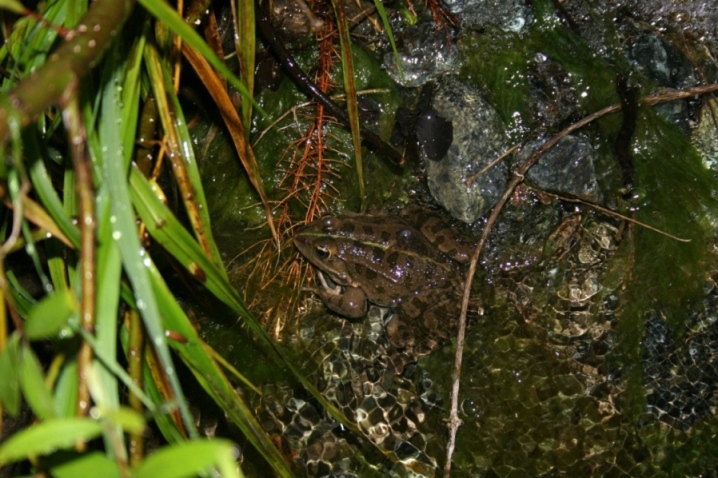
[421,76,509,223]
[555,1,718,60]
[522,135,603,203]
[528,54,580,128]
[627,30,700,131]
[443,0,532,32]
[628,32,697,89]
[382,21,459,88]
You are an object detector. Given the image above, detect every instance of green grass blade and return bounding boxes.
[138,0,265,117]
[25,289,77,340]
[26,132,80,247]
[93,191,126,460]
[120,25,147,164]
[50,452,122,478]
[0,334,21,416]
[372,0,404,82]
[94,192,122,409]
[19,343,57,420]
[94,43,198,439]
[52,359,79,418]
[0,418,103,465]
[135,439,242,478]
[331,0,365,208]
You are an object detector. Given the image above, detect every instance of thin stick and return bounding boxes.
[62,81,100,458]
[531,188,691,243]
[465,142,522,185]
[443,83,718,475]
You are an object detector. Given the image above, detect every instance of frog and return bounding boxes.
[294,205,475,363]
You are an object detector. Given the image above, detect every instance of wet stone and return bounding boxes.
[528,54,580,128]
[626,29,700,131]
[423,76,509,223]
[443,0,532,32]
[382,21,459,88]
[522,135,603,204]
[627,30,698,90]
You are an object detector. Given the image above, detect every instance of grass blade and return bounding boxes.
[0,418,102,464]
[330,0,365,208]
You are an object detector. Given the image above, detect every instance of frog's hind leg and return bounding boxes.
[385,298,459,362]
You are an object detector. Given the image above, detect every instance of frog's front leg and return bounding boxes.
[316,271,368,319]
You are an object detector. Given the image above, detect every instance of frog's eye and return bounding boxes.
[315,245,331,259]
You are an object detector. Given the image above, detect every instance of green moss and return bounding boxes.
[630,108,717,322]
[459,30,531,133]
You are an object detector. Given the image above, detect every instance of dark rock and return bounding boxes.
[528,54,580,128]
[523,135,603,203]
[627,30,700,131]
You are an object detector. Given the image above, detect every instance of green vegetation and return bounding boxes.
[0,0,299,475]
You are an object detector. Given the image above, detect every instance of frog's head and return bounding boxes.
[295,217,350,285]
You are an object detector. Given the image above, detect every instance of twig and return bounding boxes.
[443,83,718,476]
[528,188,691,243]
[127,309,145,466]
[252,89,390,148]
[465,142,521,185]
[61,83,97,424]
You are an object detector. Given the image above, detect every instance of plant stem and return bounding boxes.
[0,0,136,143]
[61,83,96,420]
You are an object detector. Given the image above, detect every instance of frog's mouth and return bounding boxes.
[316,270,341,293]
[316,269,355,290]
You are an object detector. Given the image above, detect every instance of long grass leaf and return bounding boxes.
[182,44,278,243]
[137,0,264,117]
[372,0,404,82]
[94,44,198,439]
[26,132,79,248]
[119,26,147,165]
[93,174,122,409]
[50,451,121,478]
[144,43,227,273]
[0,334,21,416]
[330,0,365,208]
[19,344,56,420]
